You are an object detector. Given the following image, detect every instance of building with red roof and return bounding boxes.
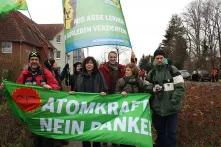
[0,11,54,81]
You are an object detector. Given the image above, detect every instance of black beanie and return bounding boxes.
[154,49,165,57]
[29,51,40,60]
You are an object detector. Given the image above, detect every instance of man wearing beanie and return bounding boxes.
[148,49,185,147]
[16,52,60,147]
[17,52,60,90]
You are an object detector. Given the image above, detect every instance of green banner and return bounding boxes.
[63,0,132,52]
[0,0,28,14]
[3,81,152,147]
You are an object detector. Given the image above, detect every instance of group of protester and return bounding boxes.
[1,49,185,147]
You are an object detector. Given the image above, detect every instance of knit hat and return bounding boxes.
[154,49,165,58]
[29,51,40,60]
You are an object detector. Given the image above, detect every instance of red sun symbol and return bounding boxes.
[12,88,41,112]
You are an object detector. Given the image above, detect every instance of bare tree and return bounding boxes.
[183,0,203,63]
[114,46,130,63]
[201,0,218,67]
[213,0,221,67]
[182,0,221,69]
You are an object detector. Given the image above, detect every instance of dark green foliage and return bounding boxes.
[139,54,152,72]
[162,15,188,69]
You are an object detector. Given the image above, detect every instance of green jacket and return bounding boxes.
[148,64,185,116]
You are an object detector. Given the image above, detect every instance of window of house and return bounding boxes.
[56,35,61,44]
[48,50,53,58]
[56,51,61,59]
[2,42,12,53]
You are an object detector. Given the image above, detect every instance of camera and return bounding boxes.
[153,84,163,92]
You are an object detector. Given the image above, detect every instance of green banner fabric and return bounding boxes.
[63,0,132,52]
[3,81,152,147]
[0,0,28,14]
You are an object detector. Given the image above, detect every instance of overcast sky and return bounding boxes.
[23,0,193,61]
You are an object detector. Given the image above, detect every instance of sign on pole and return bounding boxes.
[63,0,132,52]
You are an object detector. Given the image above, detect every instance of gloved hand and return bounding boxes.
[69,91,75,95]
[100,92,106,96]
[43,84,52,89]
[121,91,128,96]
[0,83,4,90]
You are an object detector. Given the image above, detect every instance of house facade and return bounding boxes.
[0,11,53,81]
[38,24,85,74]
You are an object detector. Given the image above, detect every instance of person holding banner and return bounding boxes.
[72,56,107,147]
[99,51,125,147]
[116,63,144,97]
[147,49,185,147]
[99,51,125,94]
[17,52,60,90]
[70,61,82,91]
[16,51,60,147]
[116,63,146,147]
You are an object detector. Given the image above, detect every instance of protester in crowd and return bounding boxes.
[147,49,185,147]
[211,67,218,82]
[17,52,60,90]
[99,51,125,94]
[44,59,70,147]
[72,56,107,147]
[61,63,71,87]
[44,58,71,89]
[44,58,61,88]
[130,57,137,65]
[116,63,144,97]
[115,63,146,147]
[99,51,125,147]
[17,51,60,147]
[139,68,146,80]
[70,61,82,91]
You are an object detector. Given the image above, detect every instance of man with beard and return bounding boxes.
[148,49,185,147]
[16,51,60,147]
[17,52,60,90]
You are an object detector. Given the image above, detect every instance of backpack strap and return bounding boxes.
[149,69,155,84]
[41,68,47,84]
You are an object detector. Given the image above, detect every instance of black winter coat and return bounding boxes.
[74,71,107,93]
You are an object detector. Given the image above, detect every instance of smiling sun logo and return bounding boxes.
[12,88,41,112]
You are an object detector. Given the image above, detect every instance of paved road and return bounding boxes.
[63,141,82,147]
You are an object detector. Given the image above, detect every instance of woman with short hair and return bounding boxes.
[73,56,107,147]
